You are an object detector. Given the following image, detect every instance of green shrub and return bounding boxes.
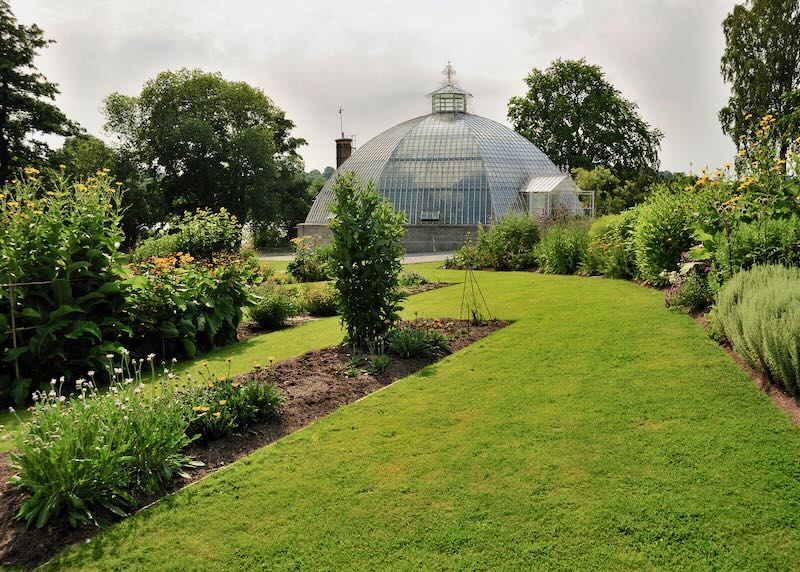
[9,356,197,528]
[184,376,284,441]
[387,325,449,359]
[399,270,429,288]
[664,264,714,313]
[302,283,339,317]
[475,213,540,270]
[445,214,540,271]
[125,252,258,358]
[329,173,406,348]
[534,221,590,275]
[711,216,800,286]
[632,189,694,285]
[287,236,331,282]
[131,233,181,262]
[133,208,242,262]
[714,265,800,395]
[588,207,639,279]
[588,214,624,239]
[0,170,128,405]
[250,287,299,330]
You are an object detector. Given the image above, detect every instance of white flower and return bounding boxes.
[171,358,177,363]
[78,395,85,400]
[133,387,141,394]
[105,353,114,359]
[59,376,65,383]
[87,371,95,377]
[59,396,66,402]
[113,367,123,375]
[147,353,156,361]
[124,378,133,385]
[50,378,56,386]
[48,390,56,398]
[167,373,176,379]
[121,348,130,355]
[114,399,122,406]
[32,392,39,401]
[8,407,14,413]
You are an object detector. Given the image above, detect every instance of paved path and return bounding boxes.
[259,251,454,264]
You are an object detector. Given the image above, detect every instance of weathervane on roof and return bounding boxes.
[443,60,456,86]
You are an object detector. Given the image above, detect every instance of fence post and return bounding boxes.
[7,277,21,385]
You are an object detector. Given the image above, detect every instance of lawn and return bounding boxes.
[38,265,800,569]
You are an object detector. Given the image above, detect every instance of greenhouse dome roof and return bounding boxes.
[305,65,568,226]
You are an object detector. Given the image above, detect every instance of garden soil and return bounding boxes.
[0,318,506,570]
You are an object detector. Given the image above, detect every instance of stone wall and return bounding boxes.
[297,223,478,253]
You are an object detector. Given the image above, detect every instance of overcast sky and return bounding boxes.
[14,0,738,174]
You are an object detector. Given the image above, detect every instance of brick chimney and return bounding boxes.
[336,137,352,168]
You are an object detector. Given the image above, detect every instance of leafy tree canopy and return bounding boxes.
[0,1,76,181]
[719,0,800,160]
[508,58,663,176]
[49,134,116,177]
[103,69,307,234]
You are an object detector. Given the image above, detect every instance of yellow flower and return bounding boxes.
[231,382,240,389]
[213,412,221,418]
[201,360,209,367]
[737,149,746,157]
[219,400,226,406]
[58,164,66,170]
[268,356,275,364]
[216,375,226,382]
[253,362,262,369]
[192,406,209,413]
[744,113,753,120]
[23,166,40,175]
[7,201,19,208]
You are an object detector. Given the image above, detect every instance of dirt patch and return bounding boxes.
[236,315,320,341]
[693,314,800,426]
[0,318,507,570]
[403,282,451,296]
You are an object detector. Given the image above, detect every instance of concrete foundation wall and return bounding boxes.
[297,223,478,254]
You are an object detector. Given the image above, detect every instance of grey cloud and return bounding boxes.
[14,0,736,173]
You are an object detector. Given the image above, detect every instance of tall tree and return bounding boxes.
[508,58,663,175]
[0,1,75,181]
[103,68,307,234]
[719,0,800,161]
[49,134,116,177]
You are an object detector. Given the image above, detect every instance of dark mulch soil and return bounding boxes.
[403,282,451,296]
[0,318,507,570]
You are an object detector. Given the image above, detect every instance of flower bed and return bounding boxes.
[0,318,507,570]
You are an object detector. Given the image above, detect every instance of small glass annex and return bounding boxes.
[302,66,592,249]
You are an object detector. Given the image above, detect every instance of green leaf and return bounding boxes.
[158,321,179,338]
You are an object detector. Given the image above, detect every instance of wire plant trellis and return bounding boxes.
[0,276,93,387]
[458,264,492,329]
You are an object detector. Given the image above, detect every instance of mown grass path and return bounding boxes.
[44,265,800,570]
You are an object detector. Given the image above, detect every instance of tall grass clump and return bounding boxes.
[9,355,198,528]
[714,265,800,395]
[534,220,590,275]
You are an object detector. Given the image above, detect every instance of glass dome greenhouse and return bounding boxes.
[300,65,593,252]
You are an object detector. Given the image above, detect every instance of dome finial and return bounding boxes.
[442,60,456,86]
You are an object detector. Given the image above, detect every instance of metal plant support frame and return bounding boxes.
[1,277,76,387]
[459,265,493,330]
